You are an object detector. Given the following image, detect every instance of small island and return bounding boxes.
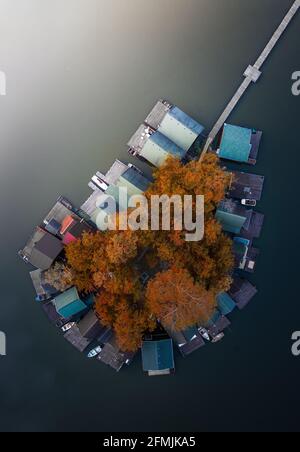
[19,99,265,375]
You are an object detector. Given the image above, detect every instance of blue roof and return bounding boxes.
[142,339,175,372]
[122,168,150,192]
[217,293,236,315]
[219,124,252,163]
[150,131,186,159]
[169,106,205,136]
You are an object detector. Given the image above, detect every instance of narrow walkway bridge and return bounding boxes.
[200,0,300,160]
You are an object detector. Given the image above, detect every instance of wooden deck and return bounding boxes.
[200,0,300,160]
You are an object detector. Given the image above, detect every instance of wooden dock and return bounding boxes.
[200,0,300,160]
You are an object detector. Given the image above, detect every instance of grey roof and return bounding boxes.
[20,227,63,270]
[77,310,104,341]
[81,189,103,216]
[207,316,231,338]
[97,336,127,372]
[242,211,265,239]
[228,171,265,201]
[127,124,152,153]
[41,300,69,328]
[163,325,205,357]
[229,276,258,310]
[64,325,91,352]
[145,99,172,129]
[102,160,129,185]
[30,270,48,298]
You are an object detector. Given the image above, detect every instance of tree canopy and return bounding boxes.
[63,154,234,351]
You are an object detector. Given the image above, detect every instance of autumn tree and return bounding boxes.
[146,267,216,331]
[43,262,73,292]
[64,154,234,351]
[142,154,234,291]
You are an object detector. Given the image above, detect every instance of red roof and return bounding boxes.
[63,232,77,245]
[60,216,75,235]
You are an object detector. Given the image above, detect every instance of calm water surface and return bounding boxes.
[0,0,300,432]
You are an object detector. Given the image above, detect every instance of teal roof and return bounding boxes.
[54,287,87,318]
[219,124,252,163]
[217,292,236,315]
[216,209,246,234]
[142,339,174,372]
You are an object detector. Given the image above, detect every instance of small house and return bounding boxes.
[97,336,135,372]
[216,199,264,239]
[163,325,205,357]
[217,124,262,165]
[53,287,88,319]
[206,313,231,340]
[228,171,265,201]
[128,124,186,168]
[19,227,64,270]
[81,160,151,227]
[233,237,259,273]
[64,325,91,353]
[41,300,70,328]
[216,199,251,235]
[77,310,106,341]
[141,338,175,376]
[217,292,236,316]
[228,275,258,310]
[30,269,58,302]
[144,99,205,152]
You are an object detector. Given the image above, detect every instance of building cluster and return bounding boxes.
[19,99,265,376]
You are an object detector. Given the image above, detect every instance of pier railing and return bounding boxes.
[200,0,300,161]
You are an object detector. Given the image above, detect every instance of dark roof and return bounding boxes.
[97,336,128,372]
[207,316,231,339]
[41,300,70,327]
[68,221,93,239]
[229,171,265,201]
[77,310,104,341]
[242,211,265,239]
[64,325,91,352]
[249,130,262,161]
[20,227,63,270]
[163,325,205,357]
[179,335,205,357]
[229,276,258,310]
[97,327,114,345]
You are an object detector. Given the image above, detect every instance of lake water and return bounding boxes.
[0,0,300,432]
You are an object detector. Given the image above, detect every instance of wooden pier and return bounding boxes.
[200,0,300,161]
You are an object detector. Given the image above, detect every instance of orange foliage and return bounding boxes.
[146,267,216,331]
[64,154,234,351]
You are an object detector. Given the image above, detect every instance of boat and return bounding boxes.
[61,322,76,333]
[212,333,225,343]
[241,199,257,207]
[87,346,102,359]
[198,327,210,341]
